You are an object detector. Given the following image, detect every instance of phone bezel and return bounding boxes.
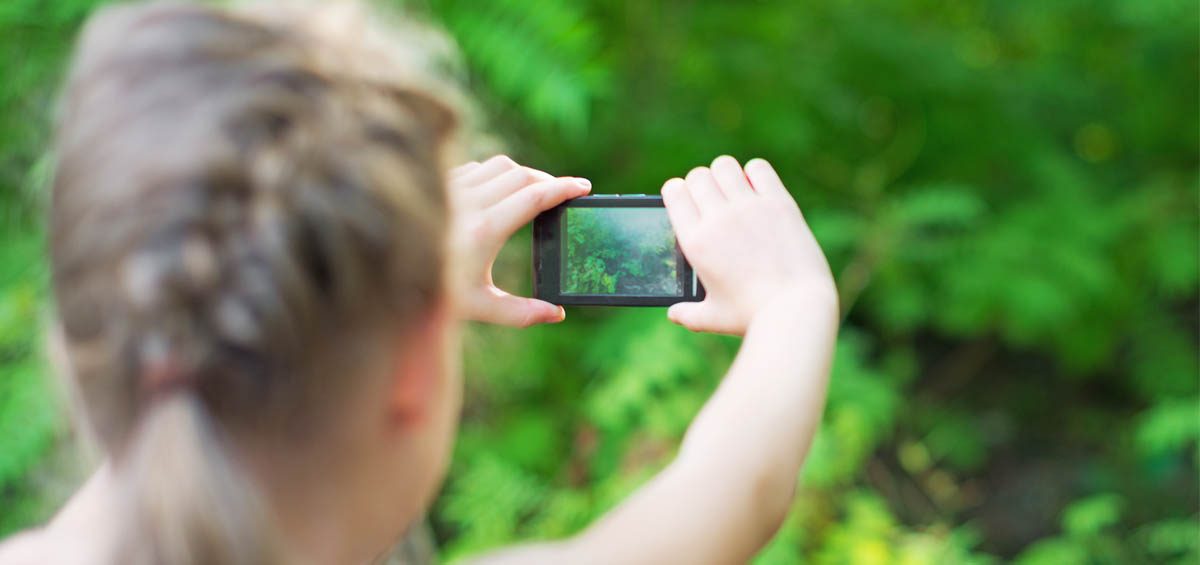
[533,195,705,307]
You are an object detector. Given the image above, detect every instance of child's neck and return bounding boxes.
[39,459,394,565]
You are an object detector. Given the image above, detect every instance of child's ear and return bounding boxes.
[392,88,459,142]
[388,299,451,427]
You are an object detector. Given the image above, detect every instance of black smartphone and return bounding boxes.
[533,195,705,306]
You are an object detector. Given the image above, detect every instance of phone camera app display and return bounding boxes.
[561,208,682,297]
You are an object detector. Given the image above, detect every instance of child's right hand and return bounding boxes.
[661,156,838,335]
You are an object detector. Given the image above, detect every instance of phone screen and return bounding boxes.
[561,207,683,297]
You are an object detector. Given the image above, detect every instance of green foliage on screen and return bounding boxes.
[0,0,1197,563]
[562,208,679,296]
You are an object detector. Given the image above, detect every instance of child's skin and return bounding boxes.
[0,155,836,564]
[452,155,838,564]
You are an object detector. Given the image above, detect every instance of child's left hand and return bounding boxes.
[449,155,591,327]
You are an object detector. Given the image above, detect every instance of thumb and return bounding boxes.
[667,301,719,332]
[479,291,566,328]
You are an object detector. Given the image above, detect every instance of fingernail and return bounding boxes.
[575,179,591,190]
[558,306,567,320]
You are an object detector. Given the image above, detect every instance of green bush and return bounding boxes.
[1,0,1196,562]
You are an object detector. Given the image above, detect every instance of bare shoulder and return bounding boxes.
[0,530,47,565]
[0,528,89,565]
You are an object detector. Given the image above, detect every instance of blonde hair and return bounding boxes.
[49,1,459,562]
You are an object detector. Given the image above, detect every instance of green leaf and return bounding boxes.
[1061,493,1123,536]
[1135,399,1200,458]
[1015,538,1089,565]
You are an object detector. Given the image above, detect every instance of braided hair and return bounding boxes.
[49,2,459,562]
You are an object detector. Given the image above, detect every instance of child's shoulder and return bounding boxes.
[0,529,46,565]
[0,526,92,565]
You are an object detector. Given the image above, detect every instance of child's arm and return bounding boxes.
[475,156,838,564]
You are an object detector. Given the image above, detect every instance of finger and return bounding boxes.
[475,167,563,207]
[476,291,566,327]
[711,155,753,199]
[685,166,725,213]
[744,158,789,199]
[453,155,518,188]
[661,177,699,239]
[666,301,738,335]
[526,167,556,182]
[450,161,480,179]
[486,177,591,240]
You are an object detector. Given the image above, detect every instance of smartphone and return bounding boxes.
[533,195,705,306]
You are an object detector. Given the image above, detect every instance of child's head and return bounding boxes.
[49,1,462,561]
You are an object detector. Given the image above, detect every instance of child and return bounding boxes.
[0,1,837,563]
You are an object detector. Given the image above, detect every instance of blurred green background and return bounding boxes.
[2,0,1197,563]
